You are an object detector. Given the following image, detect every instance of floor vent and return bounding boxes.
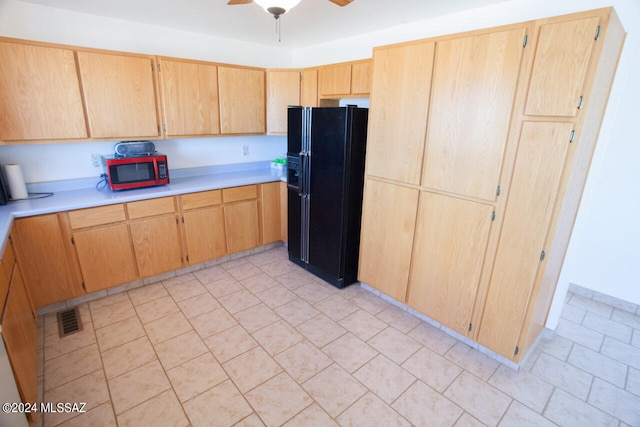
[57,307,82,338]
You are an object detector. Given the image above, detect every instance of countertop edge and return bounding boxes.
[0,163,287,254]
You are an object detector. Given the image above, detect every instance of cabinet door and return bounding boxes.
[13,214,84,308]
[301,69,318,107]
[130,215,184,278]
[218,66,265,134]
[358,179,419,301]
[260,182,282,245]
[0,40,87,141]
[73,224,138,293]
[478,121,573,358]
[525,17,600,117]
[77,51,160,138]
[2,266,38,405]
[224,200,260,254]
[267,70,300,134]
[407,192,493,336]
[422,28,525,200]
[350,60,372,95]
[183,207,226,265]
[319,63,352,97]
[365,41,435,185]
[159,58,220,137]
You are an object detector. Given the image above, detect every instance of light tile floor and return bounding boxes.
[34,246,640,426]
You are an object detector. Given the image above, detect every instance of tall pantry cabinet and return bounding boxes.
[358,7,625,362]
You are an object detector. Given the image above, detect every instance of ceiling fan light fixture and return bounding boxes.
[254,0,301,19]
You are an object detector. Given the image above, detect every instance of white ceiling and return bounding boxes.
[17,0,512,49]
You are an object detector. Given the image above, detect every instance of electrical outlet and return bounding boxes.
[91,153,101,167]
[242,145,250,156]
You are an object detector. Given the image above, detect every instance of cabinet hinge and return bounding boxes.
[71,236,75,245]
[182,216,185,224]
[540,250,546,261]
[468,323,473,332]
[186,255,190,263]
[514,346,520,355]
[577,95,584,110]
[81,282,86,291]
[569,130,576,143]
[162,124,167,132]
[595,25,601,41]
[523,34,528,48]
[496,185,501,197]
[157,63,161,72]
[491,211,496,221]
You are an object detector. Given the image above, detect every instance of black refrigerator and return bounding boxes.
[286,105,368,288]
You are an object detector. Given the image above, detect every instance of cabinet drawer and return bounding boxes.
[222,185,258,203]
[68,204,127,229]
[182,190,223,211]
[127,197,176,219]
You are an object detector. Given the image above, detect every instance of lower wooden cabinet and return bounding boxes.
[127,197,184,278]
[72,223,138,293]
[12,214,84,307]
[1,238,37,406]
[10,183,282,308]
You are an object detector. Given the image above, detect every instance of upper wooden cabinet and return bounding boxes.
[524,16,600,117]
[218,66,266,134]
[266,69,301,134]
[318,59,372,98]
[0,39,87,142]
[158,57,220,137]
[422,27,526,201]
[77,50,161,139]
[301,69,319,107]
[365,41,435,185]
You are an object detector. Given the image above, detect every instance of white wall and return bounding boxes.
[0,0,638,328]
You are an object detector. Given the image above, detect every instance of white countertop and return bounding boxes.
[0,161,286,251]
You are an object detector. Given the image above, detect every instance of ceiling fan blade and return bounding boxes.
[328,0,353,6]
[227,0,253,5]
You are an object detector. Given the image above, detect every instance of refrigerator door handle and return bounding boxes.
[298,151,305,196]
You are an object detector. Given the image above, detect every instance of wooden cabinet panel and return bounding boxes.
[218,66,265,134]
[407,192,493,336]
[73,224,138,292]
[358,179,419,301]
[224,200,260,254]
[130,215,183,277]
[478,121,573,358]
[68,204,127,229]
[267,70,300,134]
[422,28,525,200]
[2,266,37,405]
[365,41,435,185]
[350,60,372,95]
[181,190,222,210]
[183,206,226,264]
[279,181,288,243]
[13,215,84,308]
[524,17,600,117]
[260,182,281,245]
[127,196,175,219]
[77,51,160,138]
[301,69,318,107]
[223,185,258,203]
[159,58,220,137]
[0,242,15,313]
[319,63,351,96]
[0,40,87,141]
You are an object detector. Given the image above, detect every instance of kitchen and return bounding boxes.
[0,0,639,425]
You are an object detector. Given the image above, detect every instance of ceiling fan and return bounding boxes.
[228,0,354,20]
